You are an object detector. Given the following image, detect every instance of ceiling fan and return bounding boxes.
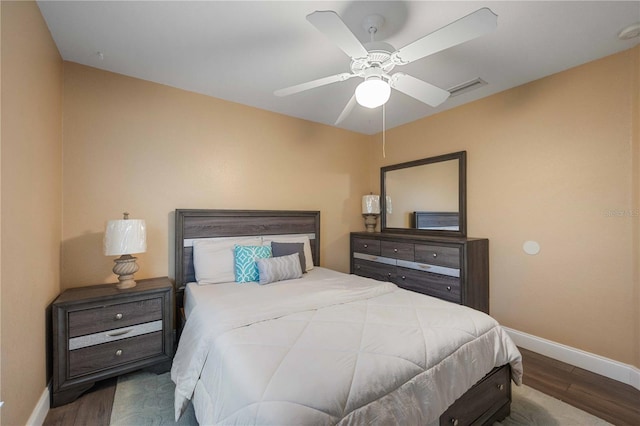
[274,8,497,125]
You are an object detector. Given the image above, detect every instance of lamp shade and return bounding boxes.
[104,219,146,256]
[355,78,391,108]
[362,195,381,214]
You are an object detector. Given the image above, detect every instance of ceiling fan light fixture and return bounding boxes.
[355,77,391,108]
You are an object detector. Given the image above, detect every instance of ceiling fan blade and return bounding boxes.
[274,73,354,97]
[335,94,357,125]
[392,8,497,65]
[390,73,450,107]
[307,11,369,59]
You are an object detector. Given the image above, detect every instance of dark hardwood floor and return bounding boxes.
[519,348,640,426]
[43,348,640,426]
[44,377,116,426]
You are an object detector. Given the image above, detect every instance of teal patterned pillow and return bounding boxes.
[234,245,272,283]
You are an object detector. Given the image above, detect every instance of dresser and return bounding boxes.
[51,277,174,407]
[350,232,489,313]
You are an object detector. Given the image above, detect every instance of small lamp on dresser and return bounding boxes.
[104,212,146,289]
[362,194,380,233]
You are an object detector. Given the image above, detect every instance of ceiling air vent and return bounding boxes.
[448,78,487,97]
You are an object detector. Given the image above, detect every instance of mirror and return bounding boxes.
[381,151,466,237]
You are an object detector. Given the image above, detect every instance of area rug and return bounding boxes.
[110,371,612,426]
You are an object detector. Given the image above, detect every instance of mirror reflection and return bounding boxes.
[381,151,466,237]
[385,159,459,229]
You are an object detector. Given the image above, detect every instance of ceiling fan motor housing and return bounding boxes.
[351,49,395,76]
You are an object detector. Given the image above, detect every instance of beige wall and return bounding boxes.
[372,47,640,367]
[0,1,63,425]
[62,62,372,289]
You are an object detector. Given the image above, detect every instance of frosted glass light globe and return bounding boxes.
[355,78,390,108]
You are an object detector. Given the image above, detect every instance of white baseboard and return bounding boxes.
[27,383,50,426]
[503,327,640,391]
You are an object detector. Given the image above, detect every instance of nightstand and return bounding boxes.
[51,276,174,407]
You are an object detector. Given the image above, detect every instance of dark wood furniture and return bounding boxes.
[174,209,320,330]
[51,276,173,407]
[413,211,459,229]
[441,365,511,426]
[173,209,507,425]
[351,231,489,313]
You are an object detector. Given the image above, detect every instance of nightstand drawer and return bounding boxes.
[68,331,163,378]
[69,320,163,350]
[69,298,163,337]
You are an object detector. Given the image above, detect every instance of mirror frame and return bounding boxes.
[380,151,467,237]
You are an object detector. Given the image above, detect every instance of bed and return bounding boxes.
[171,209,522,425]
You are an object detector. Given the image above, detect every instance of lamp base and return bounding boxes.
[363,214,379,233]
[112,254,139,289]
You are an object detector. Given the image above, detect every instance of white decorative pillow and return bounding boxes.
[193,237,262,284]
[256,253,303,285]
[264,235,314,271]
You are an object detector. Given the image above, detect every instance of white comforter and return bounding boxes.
[171,268,522,425]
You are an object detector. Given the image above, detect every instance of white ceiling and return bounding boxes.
[38,1,639,135]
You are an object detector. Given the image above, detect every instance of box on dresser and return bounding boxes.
[51,276,174,407]
[350,232,489,313]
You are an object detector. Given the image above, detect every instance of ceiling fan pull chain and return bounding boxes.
[382,103,386,158]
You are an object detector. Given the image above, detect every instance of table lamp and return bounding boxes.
[362,194,380,232]
[104,212,146,289]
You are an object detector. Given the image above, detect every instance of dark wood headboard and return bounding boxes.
[174,209,321,290]
[412,211,459,230]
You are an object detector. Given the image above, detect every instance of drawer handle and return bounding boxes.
[394,248,398,253]
[106,329,132,337]
[363,244,368,248]
[498,384,505,391]
[433,253,437,258]
[387,273,392,278]
[114,313,123,320]
[446,286,452,292]
[115,349,123,357]
[356,265,361,270]
[401,276,406,280]
[450,419,459,426]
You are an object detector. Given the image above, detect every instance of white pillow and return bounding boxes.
[264,235,314,271]
[193,237,262,284]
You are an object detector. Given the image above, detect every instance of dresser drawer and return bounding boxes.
[69,298,163,337]
[414,244,460,268]
[381,241,414,261]
[395,267,461,303]
[353,258,395,282]
[352,237,380,255]
[68,331,163,378]
[440,365,511,426]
